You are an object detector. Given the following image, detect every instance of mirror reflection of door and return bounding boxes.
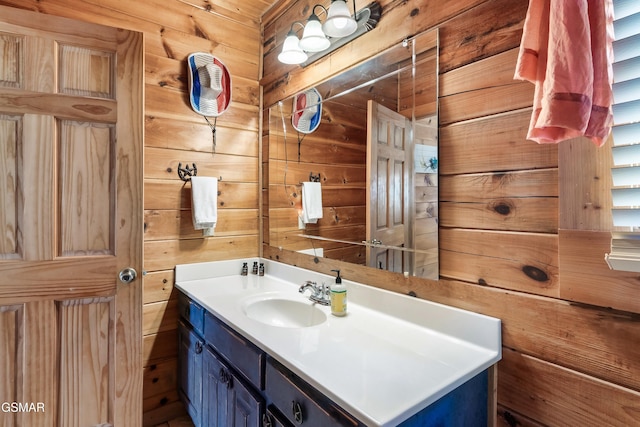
[366,101,413,274]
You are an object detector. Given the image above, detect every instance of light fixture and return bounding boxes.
[322,0,357,38]
[277,1,381,66]
[278,22,308,65]
[299,6,331,52]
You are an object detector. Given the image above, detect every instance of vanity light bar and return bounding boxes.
[302,2,381,67]
[278,2,381,67]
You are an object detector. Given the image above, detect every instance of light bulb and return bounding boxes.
[278,31,307,64]
[299,13,330,52]
[323,0,357,38]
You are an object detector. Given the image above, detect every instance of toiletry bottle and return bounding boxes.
[252,261,258,275]
[258,263,265,276]
[330,269,347,316]
[241,262,248,276]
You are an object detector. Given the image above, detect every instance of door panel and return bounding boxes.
[22,114,55,261]
[0,6,142,427]
[59,121,115,256]
[58,297,113,426]
[0,114,20,259]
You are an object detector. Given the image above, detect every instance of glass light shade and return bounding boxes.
[322,0,357,37]
[299,15,330,52]
[278,31,308,64]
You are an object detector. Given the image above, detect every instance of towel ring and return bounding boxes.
[177,162,223,182]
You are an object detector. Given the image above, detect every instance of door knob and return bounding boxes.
[119,267,137,284]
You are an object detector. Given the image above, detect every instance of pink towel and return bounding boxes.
[514,0,614,146]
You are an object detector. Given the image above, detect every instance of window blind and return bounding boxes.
[605,0,640,271]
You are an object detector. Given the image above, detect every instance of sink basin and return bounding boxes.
[243,297,327,328]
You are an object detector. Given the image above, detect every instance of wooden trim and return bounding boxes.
[557,136,613,231]
[487,364,497,427]
[0,90,117,122]
[0,257,117,302]
[558,229,640,314]
[114,26,144,427]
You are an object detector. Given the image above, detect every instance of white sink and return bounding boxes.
[242,297,327,328]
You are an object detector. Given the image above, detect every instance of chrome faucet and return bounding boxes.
[298,280,330,306]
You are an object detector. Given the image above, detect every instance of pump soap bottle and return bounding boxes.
[330,269,347,316]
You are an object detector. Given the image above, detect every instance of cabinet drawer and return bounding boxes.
[178,292,204,335]
[265,358,361,427]
[204,311,265,390]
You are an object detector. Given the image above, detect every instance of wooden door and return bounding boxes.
[366,101,412,274]
[0,6,143,427]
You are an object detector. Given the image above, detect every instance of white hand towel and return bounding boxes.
[302,181,323,224]
[191,176,218,236]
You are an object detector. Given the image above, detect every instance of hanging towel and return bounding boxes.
[191,176,218,236]
[514,0,614,146]
[301,182,323,224]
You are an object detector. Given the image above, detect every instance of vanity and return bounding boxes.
[175,259,501,426]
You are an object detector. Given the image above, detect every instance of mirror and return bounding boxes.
[266,29,438,279]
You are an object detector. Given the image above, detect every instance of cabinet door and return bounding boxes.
[228,374,263,427]
[203,346,231,426]
[203,346,264,427]
[178,321,204,426]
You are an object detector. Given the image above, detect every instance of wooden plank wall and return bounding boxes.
[0,0,268,424]
[262,0,640,426]
[2,0,638,425]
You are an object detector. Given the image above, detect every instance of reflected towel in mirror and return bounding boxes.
[302,181,323,224]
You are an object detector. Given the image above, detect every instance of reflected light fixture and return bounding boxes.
[323,0,357,37]
[299,6,331,52]
[278,22,308,64]
[278,1,381,66]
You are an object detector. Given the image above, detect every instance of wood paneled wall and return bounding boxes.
[2,0,639,426]
[262,0,640,426]
[0,0,268,424]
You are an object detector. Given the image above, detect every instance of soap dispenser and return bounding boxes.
[330,269,347,316]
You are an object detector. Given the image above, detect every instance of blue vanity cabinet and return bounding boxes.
[177,291,491,427]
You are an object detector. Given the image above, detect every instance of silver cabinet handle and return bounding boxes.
[119,267,137,284]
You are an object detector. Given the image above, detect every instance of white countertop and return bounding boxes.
[175,259,501,427]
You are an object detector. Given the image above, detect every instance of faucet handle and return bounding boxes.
[321,281,329,294]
